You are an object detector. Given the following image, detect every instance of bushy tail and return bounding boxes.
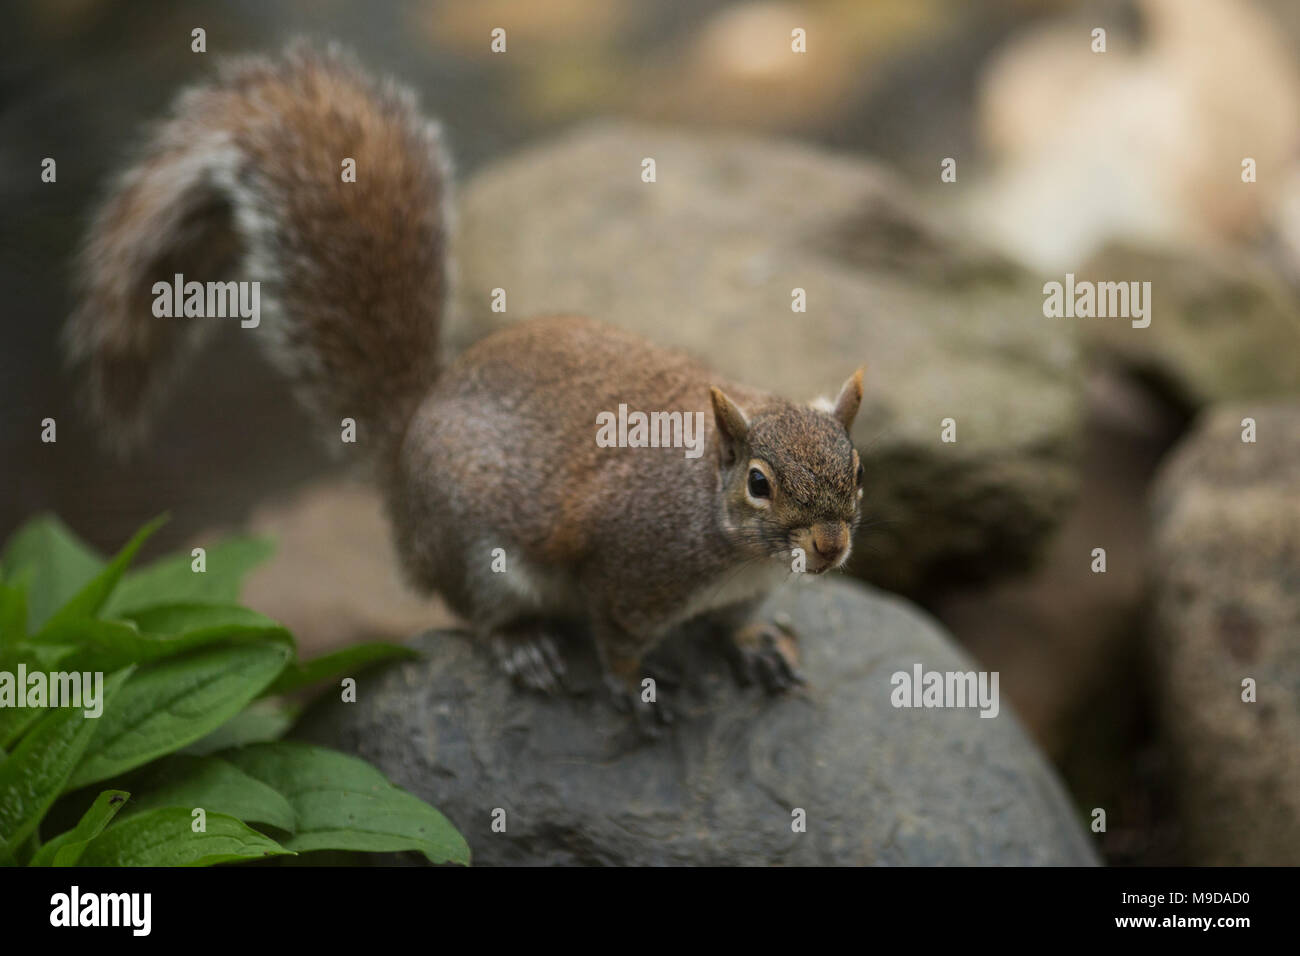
[64,40,451,462]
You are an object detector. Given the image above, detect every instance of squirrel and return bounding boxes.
[64,41,866,729]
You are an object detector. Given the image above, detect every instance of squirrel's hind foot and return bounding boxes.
[604,673,674,740]
[490,626,568,694]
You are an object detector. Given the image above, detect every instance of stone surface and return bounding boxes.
[296,576,1098,866]
[934,368,1181,758]
[451,122,1084,594]
[932,369,1189,865]
[198,479,457,659]
[1148,402,1300,865]
[1081,244,1300,409]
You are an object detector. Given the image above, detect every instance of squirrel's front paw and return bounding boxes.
[729,618,805,693]
[491,628,567,694]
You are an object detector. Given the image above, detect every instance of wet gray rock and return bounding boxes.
[296,576,1098,865]
[449,122,1084,595]
[1148,402,1300,865]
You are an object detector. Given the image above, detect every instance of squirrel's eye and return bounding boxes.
[856,462,864,486]
[747,468,771,499]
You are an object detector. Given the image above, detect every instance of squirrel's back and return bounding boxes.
[391,313,773,599]
[66,40,451,460]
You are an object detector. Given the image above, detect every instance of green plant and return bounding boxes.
[0,514,469,866]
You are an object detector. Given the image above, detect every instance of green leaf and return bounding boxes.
[0,640,76,670]
[262,642,416,697]
[122,754,295,831]
[34,515,166,640]
[0,668,131,847]
[102,536,274,618]
[76,807,291,866]
[29,790,130,866]
[182,699,300,756]
[36,605,293,671]
[0,706,45,751]
[68,642,291,790]
[22,617,143,657]
[222,742,469,865]
[126,603,288,640]
[0,582,28,648]
[0,515,104,631]
[0,642,102,748]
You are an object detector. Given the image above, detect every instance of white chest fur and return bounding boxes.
[674,558,792,625]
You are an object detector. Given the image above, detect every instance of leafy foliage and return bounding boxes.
[0,515,468,866]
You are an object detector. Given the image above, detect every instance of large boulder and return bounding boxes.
[1148,402,1300,865]
[1082,244,1300,409]
[449,122,1084,594]
[296,576,1098,865]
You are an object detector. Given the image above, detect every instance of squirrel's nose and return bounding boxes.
[811,523,848,561]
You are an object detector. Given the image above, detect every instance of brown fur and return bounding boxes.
[67,44,866,698]
[64,40,449,460]
[392,314,864,683]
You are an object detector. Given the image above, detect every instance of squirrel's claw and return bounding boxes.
[492,631,567,694]
[729,619,806,693]
[604,673,673,739]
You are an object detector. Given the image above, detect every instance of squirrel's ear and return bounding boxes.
[710,386,750,465]
[832,367,865,432]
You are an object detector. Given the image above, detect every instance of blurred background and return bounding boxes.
[1,0,1297,865]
